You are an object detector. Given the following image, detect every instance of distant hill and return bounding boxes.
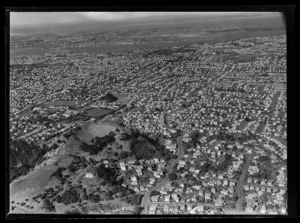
[10,12,285,36]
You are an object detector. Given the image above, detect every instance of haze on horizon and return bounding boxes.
[10,11,282,27]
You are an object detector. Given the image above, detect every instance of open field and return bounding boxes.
[84,108,112,118]
[77,123,116,143]
[10,164,59,214]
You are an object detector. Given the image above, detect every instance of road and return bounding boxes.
[246,182,286,190]
[18,126,44,139]
[147,201,218,209]
[18,123,73,141]
[235,152,254,210]
[140,149,258,215]
[141,136,183,214]
[148,201,217,207]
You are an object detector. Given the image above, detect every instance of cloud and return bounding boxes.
[10,12,85,26]
[77,12,280,21]
[77,12,160,21]
[10,11,282,26]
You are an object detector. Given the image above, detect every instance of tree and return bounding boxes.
[171,154,177,160]
[52,143,59,150]
[152,164,158,171]
[56,195,62,203]
[61,189,79,205]
[150,190,160,197]
[241,201,247,210]
[119,151,129,159]
[88,193,94,201]
[69,164,76,173]
[130,194,143,205]
[139,176,150,185]
[64,133,70,138]
[168,173,178,181]
[258,156,270,162]
[133,206,144,215]
[111,186,119,194]
[105,191,113,200]
[43,198,51,212]
[130,159,137,165]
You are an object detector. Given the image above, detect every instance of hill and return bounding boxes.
[129,131,175,161]
[9,123,134,214]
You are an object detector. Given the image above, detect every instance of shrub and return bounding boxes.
[119,151,129,159]
[150,190,160,197]
[43,198,52,212]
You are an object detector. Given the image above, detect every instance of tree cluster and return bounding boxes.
[96,164,123,186]
[123,194,143,206]
[133,206,144,215]
[130,137,157,160]
[43,198,55,212]
[118,151,130,159]
[188,130,201,147]
[217,154,232,172]
[129,130,173,161]
[120,133,132,141]
[50,167,65,181]
[10,139,48,182]
[60,188,79,205]
[150,190,161,197]
[80,132,116,155]
[100,92,118,103]
[168,173,178,181]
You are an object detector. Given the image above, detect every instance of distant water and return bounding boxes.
[10,29,286,58]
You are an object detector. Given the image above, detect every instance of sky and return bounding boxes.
[10,12,281,26]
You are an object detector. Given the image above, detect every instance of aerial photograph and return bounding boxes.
[7,10,288,216]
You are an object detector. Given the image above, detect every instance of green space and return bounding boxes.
[9,139,59,182]
[84,108,112,118]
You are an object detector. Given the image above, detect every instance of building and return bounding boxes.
[85,166,97,178]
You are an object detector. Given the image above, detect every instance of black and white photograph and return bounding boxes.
[5,7,295,218]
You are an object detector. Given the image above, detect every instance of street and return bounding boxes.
[141,136,183,214]
[235,152,254,210]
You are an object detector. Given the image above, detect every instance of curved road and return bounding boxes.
[141,136,183,214]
